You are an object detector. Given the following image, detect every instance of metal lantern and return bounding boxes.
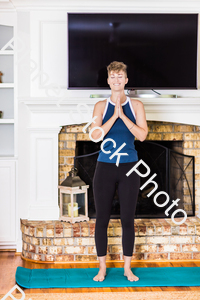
[58,167,89,223]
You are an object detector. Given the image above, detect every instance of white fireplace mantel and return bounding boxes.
[17,96,200,225]
[20,97,200,127]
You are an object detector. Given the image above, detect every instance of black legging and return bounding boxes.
[93,161,140,257]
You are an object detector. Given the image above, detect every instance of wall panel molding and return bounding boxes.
[29,129,59,220]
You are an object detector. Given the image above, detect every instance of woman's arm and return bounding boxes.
[120,99,148,142]
[90,100,118,141]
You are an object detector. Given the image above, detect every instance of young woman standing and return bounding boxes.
[91,61,148,282]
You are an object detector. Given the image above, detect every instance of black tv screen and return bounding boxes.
[68,13,198,90]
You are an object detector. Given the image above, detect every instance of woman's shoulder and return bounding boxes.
[129,97,145,116]
[94,99,107,111]
[129,97,143,105]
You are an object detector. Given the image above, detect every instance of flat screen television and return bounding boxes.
[67,13,198,90]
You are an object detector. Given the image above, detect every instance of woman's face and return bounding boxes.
[107,70,128,90]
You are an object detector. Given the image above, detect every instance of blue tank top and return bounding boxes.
[97,96,138,164]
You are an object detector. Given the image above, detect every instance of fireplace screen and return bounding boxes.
[75,141,195,219]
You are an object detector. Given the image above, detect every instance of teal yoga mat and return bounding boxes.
[15,266,200,288]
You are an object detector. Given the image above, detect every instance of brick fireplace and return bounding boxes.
[21,120,200,262]
[58,121,199,214]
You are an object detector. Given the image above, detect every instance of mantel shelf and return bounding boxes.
[19,97,200,110]
[19,97,200,127]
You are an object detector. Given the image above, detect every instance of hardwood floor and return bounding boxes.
[1,251,200,295]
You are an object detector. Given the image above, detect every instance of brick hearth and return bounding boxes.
[20,121,200,262]
[21,217,200,262]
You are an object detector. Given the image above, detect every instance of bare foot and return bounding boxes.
[93,267,107,282]
[124,269,139,282]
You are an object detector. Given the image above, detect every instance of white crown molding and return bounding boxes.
[1,0,200,11]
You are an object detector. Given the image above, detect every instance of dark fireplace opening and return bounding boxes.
[75,140,195,219]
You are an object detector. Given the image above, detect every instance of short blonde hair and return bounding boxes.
[107,61,127,78]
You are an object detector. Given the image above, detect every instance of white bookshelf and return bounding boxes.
[0,24,15,157]
[0,15,17,250]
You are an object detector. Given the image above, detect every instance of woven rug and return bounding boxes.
[1,291,200,300]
